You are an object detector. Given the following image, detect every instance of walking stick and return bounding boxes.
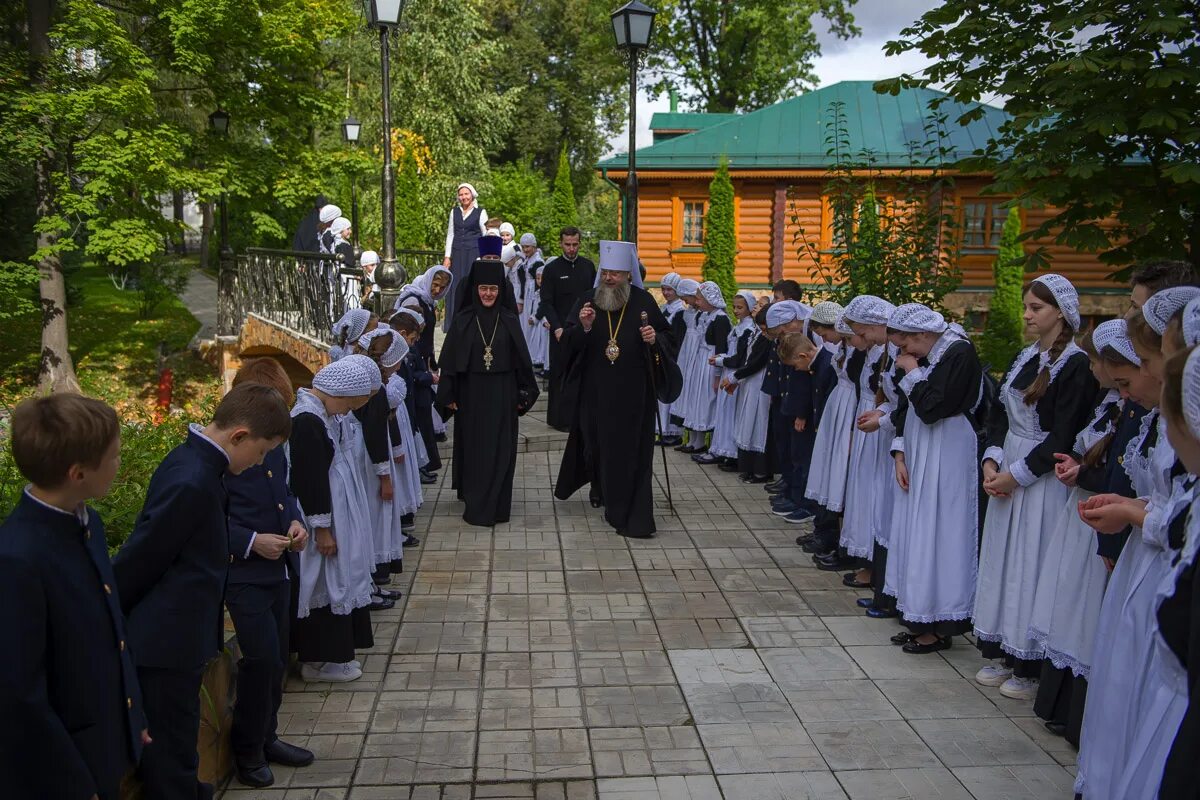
[641,311,676,516]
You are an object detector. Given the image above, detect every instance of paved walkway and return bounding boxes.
[181,269,219,345]
[220,406,1078,800]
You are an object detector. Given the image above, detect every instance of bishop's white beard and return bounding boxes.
[593,280,631,312]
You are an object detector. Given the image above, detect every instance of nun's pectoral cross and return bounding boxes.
[483,345,494,371]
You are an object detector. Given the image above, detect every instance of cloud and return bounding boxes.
[605,1,948,155]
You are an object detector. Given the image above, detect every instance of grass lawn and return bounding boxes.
[0,264,221,416]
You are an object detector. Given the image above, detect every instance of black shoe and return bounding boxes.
[264,739,315,768]
[718,461,740,472]
[800,540,828,554]
[842,574,872,588]
[815,555,856,571]
[674,443,694,452]
[890,631,916,645]
[589,490,603,508]
[369,596,396,611]
[374,588,402,600]
[235,762,274,788]
[435,433,447,443]
[866,606,899,619]
[741,474,770,484]
[765,480,787,493]
[420,472,438,485]
[658,436,682,447]
[795,534,813,547]
[1043,720,1068,737]
[403,535,420,547]
[617,528,654,539]
[902,637,951,655]
[694,453,719,464]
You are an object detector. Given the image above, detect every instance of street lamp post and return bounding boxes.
[209,108,237,336]
[610,1,657,246]
[365,0,408,311]
[341,114,362,255]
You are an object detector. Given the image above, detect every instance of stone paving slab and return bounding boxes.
[219,406,1074,799]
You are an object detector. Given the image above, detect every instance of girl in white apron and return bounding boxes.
[704,289,757,466]
[804,302,854,513]
[1027,321,1123,743]
[882,304,984,653]
[681,281,730,452]
[973,274,1098,701]
[290,355,381,683]
[733,305,773,482]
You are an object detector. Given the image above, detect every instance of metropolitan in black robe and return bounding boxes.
[554,280,680,537]
[436,258,539,527]
[539,250,596,430]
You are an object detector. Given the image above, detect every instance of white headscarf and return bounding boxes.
[457,183,478,201]
[698,281,726,310]
[330,217,351,237]
[1142,286,1200,335]
[1182,297,1200,347]
[312,354,381,396]
[1032,273,1081,331]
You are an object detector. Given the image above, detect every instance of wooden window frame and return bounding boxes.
[818,193,892,254]
[673,196,708,251]
[960,198,1008,253]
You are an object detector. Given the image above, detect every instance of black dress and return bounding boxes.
[445,206,483,329]
[437,273,539,527]
[554,287,680,537]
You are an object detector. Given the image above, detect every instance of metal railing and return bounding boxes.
[229,248,442,344]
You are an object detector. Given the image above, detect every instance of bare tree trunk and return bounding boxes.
[30,0,78,394]
[199,200,214,271]
[173,188,186,254]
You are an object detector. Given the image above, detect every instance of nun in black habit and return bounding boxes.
[436,240,539,527]
[554,241,682,538]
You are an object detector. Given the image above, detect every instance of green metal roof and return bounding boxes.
[648,111,736,131]
[599,81,1010,171]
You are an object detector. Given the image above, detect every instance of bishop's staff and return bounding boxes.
[641,310,675,516]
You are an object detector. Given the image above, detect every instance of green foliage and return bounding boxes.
[793,101,964,310]
[0,405,209,552]
[702,157,736,302]
[0,262,38,321]
[647,0,858,112]
[880,0,1200,271]
[0,263,217,413]
[134,258,192,320]
[395,148,425,251]
[979,207,1027,370]
[578,176,620,247]
[549,144,580,237]
[484,0,627,193]
[487,159,553,247]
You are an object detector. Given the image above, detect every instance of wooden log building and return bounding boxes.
[596,81,1127,319]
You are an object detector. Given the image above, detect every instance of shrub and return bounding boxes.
[702,156,736,303]
[549,143,579,236]
[978,206,1026,370]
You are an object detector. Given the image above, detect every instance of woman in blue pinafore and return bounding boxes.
[442,182,488,330]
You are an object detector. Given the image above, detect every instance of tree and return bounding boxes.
[394,147,425,251]
[702,156,736,301]
[26,0,77,392]
[979,207,1026,370]
[485,0,627,189]
[487,159,552,248]
[549,144,579,236]
[881,0,1200,271]
[647,0,858,113]
[794,101,964,310]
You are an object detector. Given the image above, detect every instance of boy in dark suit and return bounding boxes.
[114,383,292,800]
[225,359,314,787]
[0,394,149,800]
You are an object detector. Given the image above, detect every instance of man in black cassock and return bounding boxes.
[436,237,539,527]
[554,240,681,538]
[539,226,596,431]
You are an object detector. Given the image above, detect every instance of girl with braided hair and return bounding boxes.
[973,274,1098,701]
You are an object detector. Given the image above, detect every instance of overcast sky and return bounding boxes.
[606,0,943,154]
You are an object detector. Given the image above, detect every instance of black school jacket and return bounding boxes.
[226,445,302,586]
[0,493,146,799]
[114,429,230,671]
